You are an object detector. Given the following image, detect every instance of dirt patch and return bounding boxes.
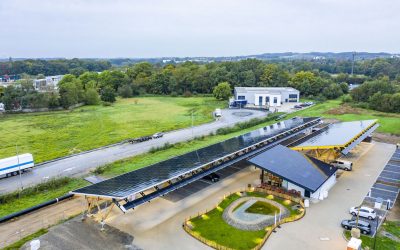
[324,104,363,115]
[373,132,400,145]
[387,198,400,221]
[21,217,141,250]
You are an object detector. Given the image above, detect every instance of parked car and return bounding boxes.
[305,101,314,106]
[152,132,164,139]
[203,173,220,182]
[349,206,376,220]
[341,219,371,235]
[331,160,353,171]
[294,105,302,109]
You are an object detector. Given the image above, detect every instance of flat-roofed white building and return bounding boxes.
[234,87,300,107]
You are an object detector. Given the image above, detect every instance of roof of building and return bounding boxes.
[72,117,319,199]
[234,87,299,93]
[248,145,337,192]
[292,120,377,150]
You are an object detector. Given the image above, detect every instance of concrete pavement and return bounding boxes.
[264,142,395,250]
[0,109,266,194]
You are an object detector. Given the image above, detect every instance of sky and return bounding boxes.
[0,0,399,58]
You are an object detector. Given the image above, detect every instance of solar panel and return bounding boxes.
[248,145,337,192]
[72,117,319,199]
[295,120,377,148]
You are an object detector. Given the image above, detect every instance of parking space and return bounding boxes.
[359,148,400,236]
[163,163,247,202]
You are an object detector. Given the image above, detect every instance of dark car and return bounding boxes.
[341,219,371,235]
[294,105,302,109]
[203,173,220,182]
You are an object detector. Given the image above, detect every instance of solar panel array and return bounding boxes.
[248,144,337,192]
[72,117,318,198]
[295,120,377,148]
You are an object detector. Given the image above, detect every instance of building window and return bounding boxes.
[273,97,278,104]
[288,94,298,102]
[258,96,263,105]
[238,95,245,100]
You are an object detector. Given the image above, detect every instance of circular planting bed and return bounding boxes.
[222,197,289,231]
[232,111,253,117]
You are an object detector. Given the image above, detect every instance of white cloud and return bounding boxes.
[0,0,399,57]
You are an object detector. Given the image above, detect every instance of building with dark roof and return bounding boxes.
[248,145,337,200]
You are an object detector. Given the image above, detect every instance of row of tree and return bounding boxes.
[1,58,399,113]
[0,58,111,76]
[350,77,400,113]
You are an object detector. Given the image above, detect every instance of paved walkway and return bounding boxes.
[264,142,395,250]
[0,109,266,194]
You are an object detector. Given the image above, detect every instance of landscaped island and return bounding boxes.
[184,190,305,250]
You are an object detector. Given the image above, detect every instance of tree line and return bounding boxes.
[0,58,111,76]
[0,58,399,113]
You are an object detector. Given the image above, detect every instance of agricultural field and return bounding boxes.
[0,97,224,162]
[290,99,400,135]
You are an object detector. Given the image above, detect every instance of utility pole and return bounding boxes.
[351,52,356,76]
[16,143,23,196]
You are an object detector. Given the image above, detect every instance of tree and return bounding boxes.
[260,64,289,87]
[339,82,349,94]
[322,83,344,99]
[117,85,133,98]
[84,88,100,105]
[213,82,231,100]
[101,86,116,103]
[290,71,328,96]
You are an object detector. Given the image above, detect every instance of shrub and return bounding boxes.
[84,88,100,105]
[118,84,133,98]
[101,86,116,103]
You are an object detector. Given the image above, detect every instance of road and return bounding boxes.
[0,109,266,194]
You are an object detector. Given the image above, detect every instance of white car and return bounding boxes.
[349,206,376,220]
[331,160,353,171]
[214,108,222,117]
[152,132,164,139]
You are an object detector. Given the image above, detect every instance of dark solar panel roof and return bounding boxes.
[295,120,377,148]
[248,145,337,192]
[72,117,318,199]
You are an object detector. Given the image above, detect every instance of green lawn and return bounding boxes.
[344,221,400,250]
[190,194,266,250]
[189,192,302,250]
[245,201,280,215]
[288,99,400,135]
[0,97,224,162]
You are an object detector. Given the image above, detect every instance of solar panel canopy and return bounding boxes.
[248,145,337,192]
[295,120,377,148]
[72,117,318,199]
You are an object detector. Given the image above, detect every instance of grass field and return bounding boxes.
[289,99,400,135]
[245,201,280,215]
[0,97,224,162]
[344,221,400,250]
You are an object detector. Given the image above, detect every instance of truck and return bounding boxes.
[0,153,34,178]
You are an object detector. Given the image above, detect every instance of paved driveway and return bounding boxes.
[0,109,266,194]
[264,142,395,250]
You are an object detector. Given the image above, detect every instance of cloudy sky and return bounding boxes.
[0,0,399,58]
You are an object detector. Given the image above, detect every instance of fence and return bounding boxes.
[183,187,306,250]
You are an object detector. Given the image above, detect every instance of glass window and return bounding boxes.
[273,97,278,103]
[238,95,245,100]
[289,94,298,98]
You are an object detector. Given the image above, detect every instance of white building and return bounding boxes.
[248,145,337,201]
[233,87,300,107]
[33,75,63,92]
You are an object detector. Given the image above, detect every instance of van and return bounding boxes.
[331,160,353,171]
[214,109,222,117]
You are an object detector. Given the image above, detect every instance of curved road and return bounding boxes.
[0,109,266,194]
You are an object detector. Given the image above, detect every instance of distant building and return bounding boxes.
[0,103,4,112]
[233,87,300,107]
[33,75,63,92]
